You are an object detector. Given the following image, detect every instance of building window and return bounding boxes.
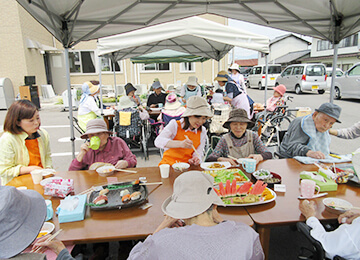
[100,56,121,72]
[69,51,96,73]
[180,62,195,72]
[317,34,358,51]
[141,63,170,72]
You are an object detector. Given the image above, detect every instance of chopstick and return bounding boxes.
[114,168,137,173]
[228,155,238,161]
[78,187,94,195]
[330,205,360,210]
[184,135,202,159]
[140,182,163,186]
[31,229,62,253]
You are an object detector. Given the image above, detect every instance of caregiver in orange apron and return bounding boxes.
[155,96,212,166]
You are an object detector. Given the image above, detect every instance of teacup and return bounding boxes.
[45,199,53,221]
[89,136,101,150]
[300,179,320,198]
[158,103,163,108]
[242,159,256,173]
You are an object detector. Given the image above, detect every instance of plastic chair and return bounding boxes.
[210,135,221,149]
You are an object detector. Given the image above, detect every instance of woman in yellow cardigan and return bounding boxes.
[0,100,52,185]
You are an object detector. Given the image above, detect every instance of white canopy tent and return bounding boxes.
[15,0,360,157]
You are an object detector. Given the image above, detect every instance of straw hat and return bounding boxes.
[0,186,46,258]
[223,108,254,129]
[273,84,286,96]
[186,76,198,87]
[81,118,112,139]
[162,171,224,219]
[181,96,212,118]
[228,63,241,73]
[124,83,137,96]
[214,71,229,82]
[164,93,182,110]
[315,102,342,123]
[117,96,136,110]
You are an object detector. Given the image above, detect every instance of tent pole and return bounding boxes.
[124,60,128,83]
[330,43,339,103]
[113,59,118,105]
[264,54,268,106]
[99,56,103,115]
[64,48,75,159]
[202,62,205,83]
[173,64,176,85]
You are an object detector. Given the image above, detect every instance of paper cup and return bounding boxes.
[159,164,170,178]
[30,169,43,184]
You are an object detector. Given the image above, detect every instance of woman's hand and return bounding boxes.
[153,215,179,234]
[181,139,193,149]
[76,142,90,162]
[115,160,128,169]
[338,211,360,224]
[188,157,200,165]
[33,236,66,255]
[299,200,316,220]
[306,150,325,159]
[20,166,42,175]
[218,157,237,166]
[247,154,263,164]
[150,104,157,108]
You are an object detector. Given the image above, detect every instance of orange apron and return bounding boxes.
[25,139,43,167]
[159,121,201,165]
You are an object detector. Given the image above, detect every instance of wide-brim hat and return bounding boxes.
[164,93,182,110]
[162,171,224,219]
[273,84,286,96]
[315,102,342,123]
[124,83,137,96]
[81,118,112,139]
[228,63,240,73]
[223,108,254,129]
[186,76,199,87]
[214,70,228,82]
[181,96,212,118]
[117,96,137,110]
[89,84,100,94]
[0,186,46,258]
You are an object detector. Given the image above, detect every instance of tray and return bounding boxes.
[203,168,249,183]
[88,181,148,210]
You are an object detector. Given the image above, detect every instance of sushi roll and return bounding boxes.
[120,189,130,197]
[133,180,141,191]
[130,191,141,201]
[99,188,109,196]
[93,195,108,205]
[121,194,131,202]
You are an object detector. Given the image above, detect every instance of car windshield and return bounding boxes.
[305,65,325,76]
[267,66,282,74]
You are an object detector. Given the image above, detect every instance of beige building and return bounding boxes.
[1,1,228,97]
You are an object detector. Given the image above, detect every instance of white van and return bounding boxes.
[247,64,282,89]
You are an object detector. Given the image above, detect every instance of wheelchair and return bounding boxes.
[114,108,150,160]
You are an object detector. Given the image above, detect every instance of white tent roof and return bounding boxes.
[16,0,360,48]
[97,17,270,61]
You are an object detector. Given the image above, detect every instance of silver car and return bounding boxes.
[275,64,327,94]
[333,62,360,99]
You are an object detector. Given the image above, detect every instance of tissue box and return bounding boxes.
[44,179,74,198]
[300,171,338,192]
[58,195,87,223]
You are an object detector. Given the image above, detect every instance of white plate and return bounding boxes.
[150,107,162,111]
[323,197,353,213]
[37,222,55,238]
[42,169,56,176]
[40,177,63,186]
[200,162,231,171]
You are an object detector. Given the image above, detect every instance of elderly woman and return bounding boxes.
[206,109,272,165]
[155,96,212,166]
[77,81,101,131]
[128,171,264,259]
[0,100,52,185]
[228,63,246,92]
[125,83,141,106]
[180,76,202,103]
[69,119,136,170]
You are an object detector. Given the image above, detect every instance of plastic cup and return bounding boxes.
[30,170,43,184]
[159,164,170,178]
[89,136,101,150]
[300,179,320,198]
[158,103,163,108]
[242,159,257,173]
[45,199,53,221]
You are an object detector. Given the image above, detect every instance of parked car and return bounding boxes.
[326,67,344,89]
[333,62,360,100]
[240,67,252,87]
[275,63,327,94]
[247,64,282,89]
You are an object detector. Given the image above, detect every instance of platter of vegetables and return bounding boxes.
[203,168,249,183]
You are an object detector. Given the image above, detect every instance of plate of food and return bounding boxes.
[40,177,63,186]
[200,162,231,171]
[203,168,249,183]
[37,222,55,238]
[323,197,353,214]
[213,179,276,206]
[88,180,148,210]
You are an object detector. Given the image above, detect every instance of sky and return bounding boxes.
[228,19,312,60]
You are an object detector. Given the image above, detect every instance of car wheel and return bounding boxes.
[247,81,250,88]
[258,82,264,90]
[295,85,302,95]
[318,89,325,94]
[334,87,341,100]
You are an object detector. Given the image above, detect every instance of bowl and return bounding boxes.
[96,165,115,177]
[37,222,55,238]
[323,197,353,214]
[252,171,281,188]
[172,162,190,172]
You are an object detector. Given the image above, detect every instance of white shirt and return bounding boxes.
[307,216,360,259]
[154,119,207,160]
[78,96,100,116]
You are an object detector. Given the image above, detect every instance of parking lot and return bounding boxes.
[0,88,358,172]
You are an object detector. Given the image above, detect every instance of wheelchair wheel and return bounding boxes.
[141,123,148,160]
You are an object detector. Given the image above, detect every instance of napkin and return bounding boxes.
[119,111,131,126]
[59,197,79,211]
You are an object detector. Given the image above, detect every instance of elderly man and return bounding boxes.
[299,200,360,259]
[279,102,341,159]
[147,80,167,109]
